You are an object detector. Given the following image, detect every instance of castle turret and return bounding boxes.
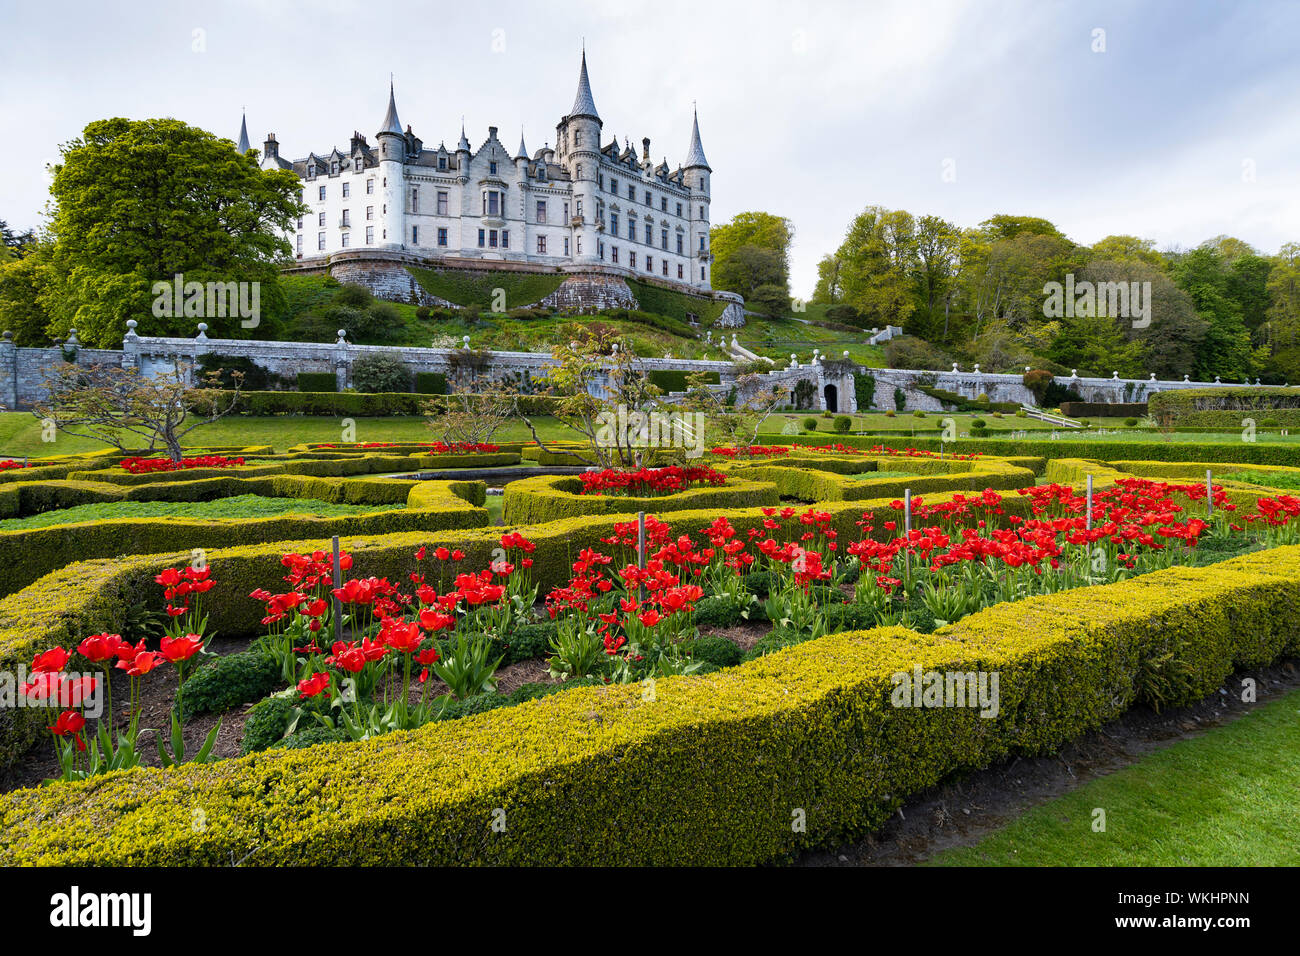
[236,111,251,154]
[376,80,406,249]
[557,49,603,266]
[683,107,712,290]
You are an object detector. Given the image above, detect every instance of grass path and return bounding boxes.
[931,686,1300,866]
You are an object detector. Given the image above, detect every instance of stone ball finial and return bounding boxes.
[1183,374,1190,382]
[463,335,471,348]
[1214,375,1221,384]
[2,331,12,342]
[126,319,137,331]
[1150,373,1156,380]
[1112,371,1119,379]
[1071,369,1078,378]
[973,363,980,373]
[843,350,849,358]
[952,363,959,372]
[336,329,348,345]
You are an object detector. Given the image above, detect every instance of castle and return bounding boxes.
[242,52,715,294]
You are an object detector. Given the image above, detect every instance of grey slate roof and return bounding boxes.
[516,131,528,160]
[379,81,402,136]
[569,51,599,120]
[237,112,250,153]
[684,108,709,169]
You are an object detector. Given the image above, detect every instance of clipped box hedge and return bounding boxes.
[0,478,488,598]
[0,544,1296,865]
[757,432,1300,466]
[726,457,1035,503]
[1148,386,1300,426]
[501,473,781,525]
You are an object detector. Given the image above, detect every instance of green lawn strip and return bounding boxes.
[0,413,588,458]
[0,494,405,531]
[930,686,1300,867]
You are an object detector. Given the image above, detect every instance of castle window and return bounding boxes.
[318,185,326,201]
[627,183,634,199]
[611,178,617,194]
[307,164,316,178]
[644,224,652,244]
[478,229,486,247]
[661,229,668,249]
[366,226,374,244]
[489,161,498,175]
[318,212,326,227]
[699,205,706,219]
[343,182,351,198]
[576,198,583,217]
[576,237,582,254]
[699,235,706,251]
[676,235,683,255]
[646,256,653,272]
[676,202,683,217]
[437,228,447,246]
[627,222,634,240]
[502,230,509,249]
[341,210,350,226]
[574,130,582,146]
[296,235,303,254]
[341,233,350,247]
[438,156,447,170]
[598,241,603,260]
[412,226,419,244]
[296,217,303,229]
[662,260,668,276]
[598,173,603,189]
[576,163,583,179]
[700,266,705,280]
[536,200,547,223]
[537,235,547,254]
[317,232,326,250]
[630,251,636,268]
[661,197,667,211]
[366,206,374,221]
[564,237,570,256]
[610,213,618,235]
[331,161,339,175]
[677,264,683,279]
[612,247,619,264]
[437,191,448,215]
[489,230,498,248]
[366,179,374,194]
[411,187,419,212]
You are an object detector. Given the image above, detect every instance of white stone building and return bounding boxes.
[248,52,715,292]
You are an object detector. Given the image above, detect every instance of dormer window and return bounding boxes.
[307,164,316,178]
[489,161,498,175]
[331,161,339,175]
[439,156,447,170]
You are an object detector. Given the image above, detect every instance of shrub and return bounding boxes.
[893,387,907,412]
[350,353,411,393]
[1015,409,1027,418]
[693,597,746,629]
[971,418,987,429]
[1124,417,1140,427]
[833,415,852,434]
[333,283,374,309]
[854,372,875,411]
[415,306,431,320]
[802,417,818,432]
[181,647,282,719]
[884,336,951,371]
[885,409,896,418]
[688,635,744,668]
[415,372,448,395]
[1077,418,1090,427]
[913,410,926,418]
[975,392,989,403]
[1022,369,1055,404]
[1261,418,1282,428]
[296,372,337,392]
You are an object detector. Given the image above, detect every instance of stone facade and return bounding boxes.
[261,52,717,295]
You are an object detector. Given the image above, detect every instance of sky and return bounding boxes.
[2,0,1299,298]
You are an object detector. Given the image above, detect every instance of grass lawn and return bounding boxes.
[0,494,406,530]
[930,686,1300,866]
[0,413,587,459]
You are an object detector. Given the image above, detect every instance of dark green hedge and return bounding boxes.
[296,372,338,392]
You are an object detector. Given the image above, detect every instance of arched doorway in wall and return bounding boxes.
[824,383,838,413]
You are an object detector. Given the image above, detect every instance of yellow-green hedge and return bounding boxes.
[0,479,488,599]
[0,544,1295,865]
[501,473,781,525]
[727,457,1035,503]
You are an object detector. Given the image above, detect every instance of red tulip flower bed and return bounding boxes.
[579,465,728,497]
[0,460,32,471]
[120,454,246,474]
[710,446,792,459]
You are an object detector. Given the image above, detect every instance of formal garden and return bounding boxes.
[0,356,1299,865]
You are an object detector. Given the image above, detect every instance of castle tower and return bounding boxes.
[557,49,602,266]
[376,80,406,249]
[236,111,251,154]
[683,107,712,290]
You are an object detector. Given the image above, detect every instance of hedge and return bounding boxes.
[1059,402,1147,418]
[1,544,1295,865]
[501,473,781,525]
[725,458,1035,503]
[756,432,1300,466]
[1148,386,1300,426]
[0,478,488,598]
[295,372,337,392]
[415,372,448,395]
[647,369,720,394]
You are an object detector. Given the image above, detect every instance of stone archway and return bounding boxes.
[824,383,838,413]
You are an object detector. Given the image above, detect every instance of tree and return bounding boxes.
[1088,235,1166,268]
[976,214,1066,243]
[33,363,243,461]
[0,220,35,259]
[0,253,53,345]
[710,212,794,308]
[519,327,664,469]
[911,215,962,340]
[38,118,304,347]
[1172,246,1254,380]
[811,254,843,304]
[680,369,785,450]
[834,206,917,329]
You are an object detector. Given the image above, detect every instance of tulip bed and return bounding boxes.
[0,445,1298,865]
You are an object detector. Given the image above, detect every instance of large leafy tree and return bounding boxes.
[832,206,917,329]
[710,212,794,308]
[39,117,304,346]
[1171,246,1255,380]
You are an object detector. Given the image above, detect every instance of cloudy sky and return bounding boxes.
[3,0,1299,297]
